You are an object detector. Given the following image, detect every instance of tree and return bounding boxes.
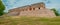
[0,0,5,16]
[51,8,60,16]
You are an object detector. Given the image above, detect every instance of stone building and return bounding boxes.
[8,2,56,17]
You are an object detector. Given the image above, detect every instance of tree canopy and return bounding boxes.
[0,0,5,16]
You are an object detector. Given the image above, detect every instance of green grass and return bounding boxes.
[0,16,60,25]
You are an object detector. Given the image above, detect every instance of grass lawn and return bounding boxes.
[0,16,60,25]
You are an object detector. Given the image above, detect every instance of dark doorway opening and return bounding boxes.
[33,8,35,10]
[29,8,32,11]
[39,8,40,9]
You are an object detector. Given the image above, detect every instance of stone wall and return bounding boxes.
[8,2,56,17]
[19,9,56,17]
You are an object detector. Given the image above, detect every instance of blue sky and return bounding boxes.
[2,0,60,12]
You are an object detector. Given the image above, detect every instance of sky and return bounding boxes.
[2,0,60,12]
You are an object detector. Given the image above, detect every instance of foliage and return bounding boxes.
[0,0,5,16]
[51,8,60,16]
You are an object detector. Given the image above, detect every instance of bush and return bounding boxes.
[51,8,60,16]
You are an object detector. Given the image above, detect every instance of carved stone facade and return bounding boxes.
[8,2,56,17]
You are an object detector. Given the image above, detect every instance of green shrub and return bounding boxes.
[51,8,60,16]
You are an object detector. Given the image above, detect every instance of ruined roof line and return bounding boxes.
[9,2,45,11]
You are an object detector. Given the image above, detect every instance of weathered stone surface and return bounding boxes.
[7,2,56,17]
[7,12,19,16]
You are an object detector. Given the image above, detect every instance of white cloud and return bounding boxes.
[2,0,60,12]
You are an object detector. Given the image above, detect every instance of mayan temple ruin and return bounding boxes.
[8,2,56,17]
